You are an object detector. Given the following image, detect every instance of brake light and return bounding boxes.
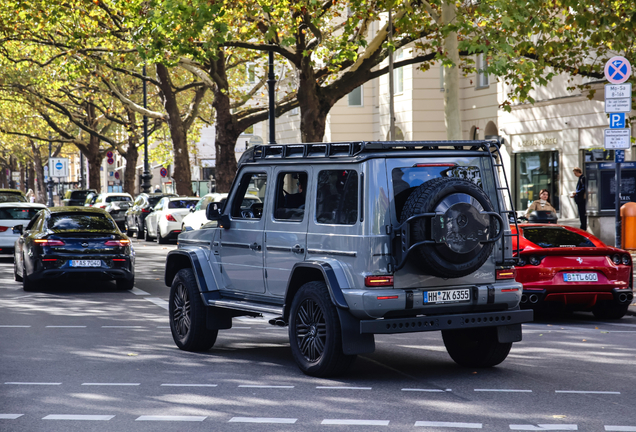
[365,275,394,287]
[97,204,107,209]
[141,208,151,213]
[112,258,126,262]
[0,226,8,232]
[42,259,57,262]
[496,268,517,280]
[165,214,177,222]
[104,239,130,246]
[34,239,65,246]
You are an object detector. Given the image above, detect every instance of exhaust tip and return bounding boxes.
[619,293,628,303]
[520,294,528,304]
[529,294,539,304]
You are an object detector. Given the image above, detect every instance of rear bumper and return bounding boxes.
[31,268,133,282]
[359,309,533,334]
[521,287,633,308]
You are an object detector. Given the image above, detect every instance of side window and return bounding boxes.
[26,212,42,231]
[315,170,358,225]
[231,172,267,219]
[274,171,308,221]
[134,196,143,206]
[95,196,102,204]
[155,199,164,211]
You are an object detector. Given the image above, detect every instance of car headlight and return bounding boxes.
[622,254,631,265]
[611,254,621,265]
[529,255,542,266]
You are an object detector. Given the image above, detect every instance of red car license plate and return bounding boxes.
[563,273,598,282]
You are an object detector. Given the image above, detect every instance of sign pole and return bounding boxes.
[616,161,622,247]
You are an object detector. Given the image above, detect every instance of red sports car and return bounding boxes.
[512,224,633,319]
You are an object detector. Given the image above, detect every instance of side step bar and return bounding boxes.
[207,299,283,316]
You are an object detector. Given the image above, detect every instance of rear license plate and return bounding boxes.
[70,260,101,268]
[563,273,598,282]
[423,288,471,304]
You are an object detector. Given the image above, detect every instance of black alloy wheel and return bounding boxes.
[169,268,217,351]
[22,258,36,292]
[137,222,145,239]
[295,298,327,362]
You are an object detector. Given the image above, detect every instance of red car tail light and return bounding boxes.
[97,204,108,209]
[622,254,632,265]
[34,239,65,246]
[141,208,151,213]
[0,226,8,232]
[365,275,394,287]
[104,239,130,246]
[496,268,517,280]
[165,214,177,222]
[528,255,542,266]
[611,254,621,265]
[112,258,126,262]
[42,258,57,262]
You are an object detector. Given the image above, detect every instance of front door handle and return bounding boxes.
[250,242,261,251]
[292,244,304,254]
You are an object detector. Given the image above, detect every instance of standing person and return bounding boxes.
[25,189,35,203]
[571,167,587,230]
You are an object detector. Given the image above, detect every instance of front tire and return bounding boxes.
[288,281,356,377]
[169,268,218,351]
[442,327,512,368]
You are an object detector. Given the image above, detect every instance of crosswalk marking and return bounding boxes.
[415,421,482,428]
[136,416,207,421]
[0,414,23,419]
[229,417,297,424]
[322,419,389,426]
[509,425,578,431]
[43,415,114,421]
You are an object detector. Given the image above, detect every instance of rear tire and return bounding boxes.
[116,277,134,291]
[169,268,218,351]
[14,259,22,282]
[22,260,36,292]
[125,221,133,236]
[157,225,168,244]
[144,224,153,242]
[137,222,145,239]
[592,301,629,320]
[442,327,512,368]
[288,281,356,377]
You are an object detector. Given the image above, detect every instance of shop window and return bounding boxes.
[348,85,363,106]
[584,148,614,162]
[476,54,489,88]
[515,151,559,213]
[394,49,404,95]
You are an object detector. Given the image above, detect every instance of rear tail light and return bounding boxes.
[611,254,621,265]
[496,268,517,280]
[0,226,8,232]
[516,256,527,266]
[165,214,177,222]
[365,275,394,287]
[621,254,631,265]
[141,208,151,213]
[97,204,108,209]
[104,239,130,246]
[529,255,542,266]
[34,239,65,246]
[42,258,57,262]
[112,258,126,262]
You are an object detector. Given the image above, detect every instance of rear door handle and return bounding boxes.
[292,244,304,254]
[250,242,261,251]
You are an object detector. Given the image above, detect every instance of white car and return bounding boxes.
[144,197,200,244]
[0,202,46,255]
[181,193,228,231]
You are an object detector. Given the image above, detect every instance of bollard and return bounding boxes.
[620,202,636,250]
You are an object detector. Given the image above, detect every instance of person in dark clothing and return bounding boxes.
[285,177,306,209]
[571,167,587,230]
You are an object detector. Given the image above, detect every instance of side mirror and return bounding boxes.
[13,225,23,235]
[190,206,196,213]
[206,202,222,220]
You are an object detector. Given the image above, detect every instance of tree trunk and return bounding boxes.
[298,58,328,143]
[442,1,463,140]
[81,134,103,191]
[30,140,46,204]
[156,63,193,196]
[27,163,35,193]
[123,137,139,195]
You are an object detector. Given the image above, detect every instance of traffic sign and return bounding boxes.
[604,128,631,149]
[610,113,626,128]
[605,56,632,84]
[107,151,113,158]
[604,83,632,113]
[49,158,69,178]
[107,157,114,165]
[616,150,626,163]
[160,167,168,178]
[114,172,120,180]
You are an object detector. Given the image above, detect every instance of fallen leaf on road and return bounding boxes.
[127,353,138,356]
[582,339,587,342]
[553,415,566,419]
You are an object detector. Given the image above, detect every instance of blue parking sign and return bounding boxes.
[610,113,626,128]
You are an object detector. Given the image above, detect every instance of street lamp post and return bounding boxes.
[47,136,54,207]
[141,64,152,193]
[268,49,276,145]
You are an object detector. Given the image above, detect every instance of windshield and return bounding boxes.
[105,196,132,203]
[0,207,42,220]
[48,213,117,232]
[70,191,91,200]
[168,199,199,209]
[522,227,595,248]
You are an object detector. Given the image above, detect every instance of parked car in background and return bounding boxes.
[513,223,633,319]
[0,203,46,255]
[0,189,27,203]
[144,197,199,243]
[13,207,135,291]
[84,192,99,207]
[181,193,228,232]
[124,193,177,239]
[62,189,97,207]
[92,193,133,230]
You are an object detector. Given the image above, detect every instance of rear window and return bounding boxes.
[70,191,90,200]
[105,196,132,203]
[392,165,481,220]
[168,199,199,209]
[0,194,26,203]
[148,197,162,207]
[48,213,117,232]
[522,227,595,248]
[0,207,42,220]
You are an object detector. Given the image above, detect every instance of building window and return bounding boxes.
[476,54,489,88]
[440,65,445,92]
[394,49,404,95]
[514,151,560,213]
[348,85,363,106]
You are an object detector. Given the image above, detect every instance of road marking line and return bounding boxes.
[45,326,87,328]
[161,384,217,387]
[316,386,372,390]
[415,421,482,428]
[43,415,114,421]
[81,383,140,386]
[130,288,150,296]
[509,425,578,431]
[101,326,144,328]
[402,388,449,392]
[238,385,294,389]
[136,415,207,421]
[322,419,389,426]
[606,427,636,431]
[232,326,252,329]
[556,390,620,394]
[0,325,30,328]
[0,414,23,419]
[157,326,170,328]
[5,382,61,385]
[145,297,169,310]
[474,389,532,393]
[229,417,297,424]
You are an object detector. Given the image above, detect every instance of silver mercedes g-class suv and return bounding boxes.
[164,140,532,377]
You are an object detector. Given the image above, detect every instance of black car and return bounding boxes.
[13,207,134,291]
[62,189,97,206]
[124,193,177,239]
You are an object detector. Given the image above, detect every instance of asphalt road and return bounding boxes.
[2,238,636,431]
